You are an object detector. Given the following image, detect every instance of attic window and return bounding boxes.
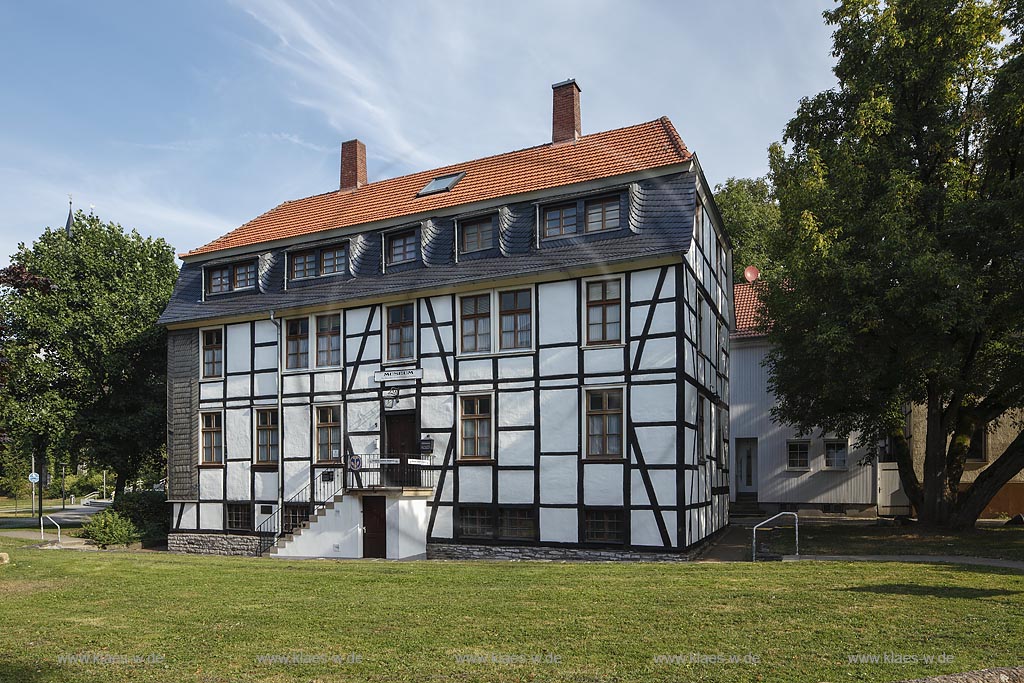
[417,171,465,197]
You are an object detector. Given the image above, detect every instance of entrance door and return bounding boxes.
[735,438,758,496]
[384,412,418,486]
[362,496,387,558]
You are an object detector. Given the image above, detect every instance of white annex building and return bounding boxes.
[160,82,732,559]
[729,283,878,516]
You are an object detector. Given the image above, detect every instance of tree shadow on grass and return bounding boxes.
[844,584,1020,599]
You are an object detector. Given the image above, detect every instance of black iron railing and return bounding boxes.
[344,454,438,490]
[254,470,346,557]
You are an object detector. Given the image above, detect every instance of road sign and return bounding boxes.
[28,472,40,484]
[347,455,362,471]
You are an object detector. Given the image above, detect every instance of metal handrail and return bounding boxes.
[752,511,798,562]
[40,515,61,545]
[254,472,347,557]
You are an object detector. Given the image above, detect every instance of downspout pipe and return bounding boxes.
[269,310,284,520]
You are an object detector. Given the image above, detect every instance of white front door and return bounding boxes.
[735,438,758,495]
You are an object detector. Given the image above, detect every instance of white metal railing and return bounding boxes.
[752,511,799,562]
[40,515,61,545]
[82,491,99,501]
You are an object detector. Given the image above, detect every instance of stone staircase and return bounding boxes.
[730,495,766,518]
[266,493,347,557]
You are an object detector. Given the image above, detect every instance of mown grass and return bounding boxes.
[768,523,1024,562]
[0,535,1022,682]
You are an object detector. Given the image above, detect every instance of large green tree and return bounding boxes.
[0,212,177,496]
[763,0,1024,527]
[714,176,780,281]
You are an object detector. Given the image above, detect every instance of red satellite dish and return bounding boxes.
[743,265,760,283]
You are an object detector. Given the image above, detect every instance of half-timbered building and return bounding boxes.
[160,81,732,559]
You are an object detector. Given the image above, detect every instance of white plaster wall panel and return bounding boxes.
[498,355,533,379]
[497,429,533,466]
[347,400,380,433]
[629,269,661,302]
[631,384,675,423]
[345,307,372,336]
[253,345,277,371]
[539,456,577,504]
[630,510,663,547]
[200,382,223,401]
[199,469,222,500]
[225,408,251,462]
[636,338,676,371]
[583,464,624,505]
[635,426,676,465]
[636,469,676,507]
[283,405,311,459]
[458,466,492,503]
[684,341,696,378]
[685,382,697,424]
[350,364,380,391]
[177,503,197,530]
[539,346,577,377]
[225,375,249,399]
[420,356,448,385]
[431,504,453,538]
[421,394,454,430]
[663,510,678,547]
[540,378,578,389]
[686,470,697,505]
[199,503,223,530]
[226,461,251,500]
[457,358,492,382]
[253,371,277,397]
[438,471,454,502]
[686,270,697,310]
[424,432,450,464]
[629,473,651,507]
[254,320,277,344]
[427,295,453,323]
[397,499,429,559]
[584,347,623,375]
[683,427,696,466]
[384,396,415,413]
[420,327,440,355]
[498,470,533,504]
[539,388,578,452]
[501,380,533,391]
[314,372,343,394]
[540,507,578,543]
[283,373,310,395]
[253,471,277,499]
[538,281,577,345]
[225,323,252,374]
[385,497,401,559]
[283,461,309,499]
[348,435,378,455]
[497,390,534,427]
[274,496,362,558]
[584,375,625,386]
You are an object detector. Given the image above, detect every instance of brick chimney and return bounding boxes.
[340,139,367,191]
[551,79,582,144]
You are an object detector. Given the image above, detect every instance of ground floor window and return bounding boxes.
[498,508,536,541]
[824,440,847,469]
[787,441,810,469]
[316,405,342,462]
[584,509,625,544]
[458,506,493,539]
[283,503,310,533]
[225,503,252,531]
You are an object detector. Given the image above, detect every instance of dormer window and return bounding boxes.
[287,243,347,282]
[387,230,418,266]
[459,216,494,254]
[543,203,577,239]
[585,196,620,233]
[205,260,258,295]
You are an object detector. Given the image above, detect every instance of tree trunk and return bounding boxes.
[891,430,923,512]
[919,383,953,525]
[949,429,1024,529]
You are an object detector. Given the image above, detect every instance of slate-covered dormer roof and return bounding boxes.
[183,117,691,259]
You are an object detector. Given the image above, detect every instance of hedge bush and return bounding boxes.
[80,510,140,547]
[112,491,169,543]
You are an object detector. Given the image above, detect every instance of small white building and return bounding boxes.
[729,283,876,515]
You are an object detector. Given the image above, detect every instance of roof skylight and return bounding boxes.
[417,171,465,197]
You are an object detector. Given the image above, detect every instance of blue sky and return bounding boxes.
[0,1,837,262]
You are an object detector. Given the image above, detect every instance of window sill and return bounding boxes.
[457,458,496,466]
[282,367,311,374]
[581,342,625,350]
[381,358,417,367]
[456,349,534,360]
[785,467,811,472]
[584,457,627,463]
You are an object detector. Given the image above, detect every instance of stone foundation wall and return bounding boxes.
[426,542,700,562]
[168,532,260,556]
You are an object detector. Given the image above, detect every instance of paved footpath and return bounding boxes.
[696,525,750,562]
[0,529,92,548]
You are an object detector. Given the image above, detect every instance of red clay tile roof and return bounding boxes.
[733,282,767,338]
[183,117,692,258]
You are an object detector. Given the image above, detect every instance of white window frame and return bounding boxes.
[381,301,418,365]
[824,439,849,470]
[457,392,496,461]
[786,440,811,471]
[581,384,627,460]
[580,274,625,348]
[199,325,225,380]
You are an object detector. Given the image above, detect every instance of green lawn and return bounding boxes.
[0,497,66,516]
[1,536,1023,682]
[767,523,1024,562]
